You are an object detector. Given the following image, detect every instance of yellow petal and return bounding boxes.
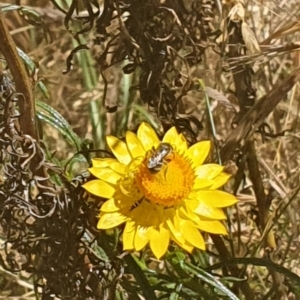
[163,127,179,144]
[111,162,126,174]
[196,190,238,207]
[177,134,188,152]
[114,188,142,210]
[101,198,120,212]
[118,178,143,203]
[134,226,150,251]
[185,199,226,219]
[193,178,213,190]
[130,201,164,227]
[166,218,185,245]
[126,131,146,158]
[172,237,194,253]
[89,167,121,184]
[149,225,170,259]
[107,136,132,165]
[167,215,194,253]
[92,158,116,168]
[123,220,135,250]
[195,164,224,179]
[197,220,228,235]
[92,158,126,174]
[97,212,128,229]
[163,127,188,153]
[83,180,115,198]
[209,172,231,189]
[137,122,160,151]
[186,141,211,167]
[178,206,200,223]
[180,220,205,250]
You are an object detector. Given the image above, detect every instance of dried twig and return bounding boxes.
[0,9,37,139]
[221,68,300,162]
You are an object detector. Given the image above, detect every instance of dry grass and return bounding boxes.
[1,0,300,299]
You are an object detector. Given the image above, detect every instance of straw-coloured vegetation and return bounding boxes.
[0,0,300,299]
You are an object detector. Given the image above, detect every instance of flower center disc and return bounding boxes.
[136,153,195,207]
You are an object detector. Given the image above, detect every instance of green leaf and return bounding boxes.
[36,101,82,151]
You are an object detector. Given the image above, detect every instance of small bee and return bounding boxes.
[147,143,174,173]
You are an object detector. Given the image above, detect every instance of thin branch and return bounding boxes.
[221,67,300,162]
[0,9,38,140]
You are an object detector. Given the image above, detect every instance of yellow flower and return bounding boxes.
[83,123,237,259]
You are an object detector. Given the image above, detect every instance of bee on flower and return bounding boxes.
[83,123,237,259]
[146,142,174,174]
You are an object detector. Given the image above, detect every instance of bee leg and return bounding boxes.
[165,151,175,162]
[130,197,144,211]
[162,163,169,180]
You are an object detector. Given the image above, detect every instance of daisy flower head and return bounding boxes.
[83,123,237,259]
